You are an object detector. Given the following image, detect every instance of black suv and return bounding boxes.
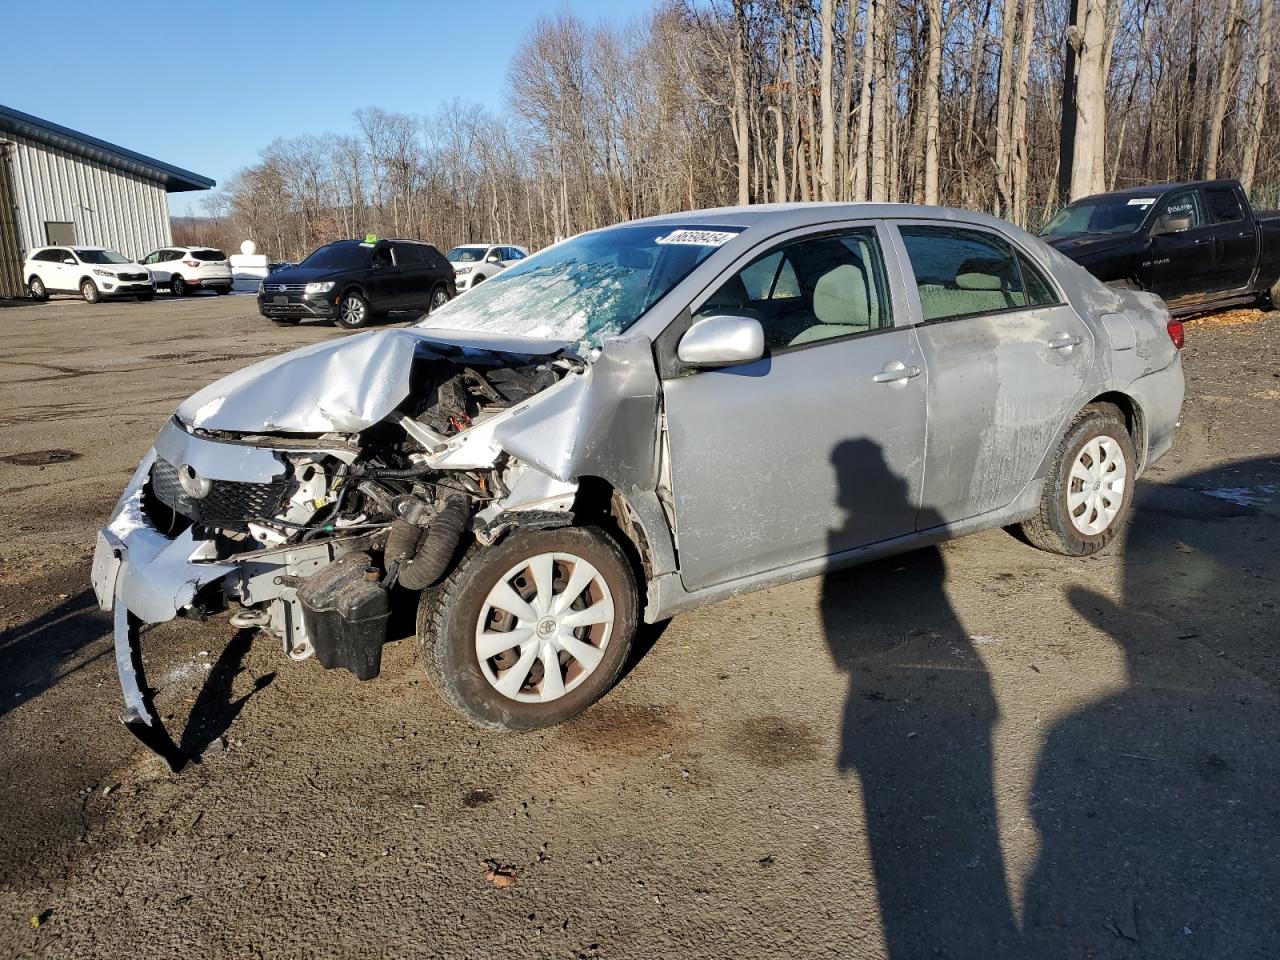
[258,239,456,328]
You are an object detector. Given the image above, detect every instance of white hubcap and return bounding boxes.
[475,552,614,703]
[1067,435,1127,535]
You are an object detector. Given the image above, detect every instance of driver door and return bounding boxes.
[660,223,928,592]
[1148,188,1215,302]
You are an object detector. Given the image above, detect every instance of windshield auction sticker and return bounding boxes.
[1127,198,1156,206]
[655,229,740,246]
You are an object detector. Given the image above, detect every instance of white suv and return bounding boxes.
[445,244,529,292]
[23,246,154,302]
[140,246,234,296]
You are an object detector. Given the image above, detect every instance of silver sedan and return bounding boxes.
[93,204,1185,767]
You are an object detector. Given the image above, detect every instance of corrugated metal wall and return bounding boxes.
[7,130,172,261]
[0,147,23,298]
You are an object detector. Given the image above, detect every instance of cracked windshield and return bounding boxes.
[418,224,743,351]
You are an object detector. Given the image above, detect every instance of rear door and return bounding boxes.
[893,222,1094,526]
[391,242,430,309]
[1202,184,1258,293]
[45,248,73,290]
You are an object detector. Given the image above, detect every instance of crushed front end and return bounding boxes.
[93,330,585,770]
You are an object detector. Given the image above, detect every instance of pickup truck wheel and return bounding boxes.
[1020,405,1135,556]
[1268,278,1280,309]
[336,293,371,328]
[416,527,638,731]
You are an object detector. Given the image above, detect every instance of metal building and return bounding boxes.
[0,104,213,298]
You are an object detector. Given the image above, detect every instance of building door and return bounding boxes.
[0,150,22,298]
[45,221,76,246]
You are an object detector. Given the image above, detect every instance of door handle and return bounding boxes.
[873,361,922,384]
[1048,334,1082,350]
[1193,237,1212,245]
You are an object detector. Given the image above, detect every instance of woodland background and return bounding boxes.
[177,0,1280,259]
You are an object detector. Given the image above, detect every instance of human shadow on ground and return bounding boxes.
[1023,457,1280,957]
[821,438,1021,958]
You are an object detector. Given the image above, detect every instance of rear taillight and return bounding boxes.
[1167,318,1185,350]
[182,259,200,268]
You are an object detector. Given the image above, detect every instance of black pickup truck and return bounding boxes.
[1040,178,1280,315]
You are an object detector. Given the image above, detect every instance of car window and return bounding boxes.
[1205,186,1244,223]
[1015,251,1060,307]
[191,249,227,261]
[1156,190,1203,231]
[372,246,394,268]
[900,225,1051,322]
[695,227,891,351]
[392,242,425,265]
[508,248,525,260]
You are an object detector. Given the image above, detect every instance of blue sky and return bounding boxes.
[3,0,654,215]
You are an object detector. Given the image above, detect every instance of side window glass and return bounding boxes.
[1015,250,1060,307]
[695,227,892,351]
[1158,191,1203,231]
[899,225,1028,322]
[372,246,394,268]
[1205,187,1244,223]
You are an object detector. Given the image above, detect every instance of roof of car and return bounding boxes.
[629,202,1030,235]
[1074,179,1243,203]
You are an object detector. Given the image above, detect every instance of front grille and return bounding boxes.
[147,457,288,531]
[117,272,148,282]
[262,303,308,315]
[263,283,307,294]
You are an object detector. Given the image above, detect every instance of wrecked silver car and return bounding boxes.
[92,205,1185,769]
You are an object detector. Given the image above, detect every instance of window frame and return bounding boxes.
[1204,185,1245,224]
[1154,189,1205,233]
[889,220,1067,326]
[655,219,909,378]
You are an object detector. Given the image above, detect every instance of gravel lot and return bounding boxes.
[1,293,1277,959]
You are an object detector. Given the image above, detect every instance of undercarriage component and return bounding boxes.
[296,552,390,681]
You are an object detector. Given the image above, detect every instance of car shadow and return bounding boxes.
[178,628,275,761]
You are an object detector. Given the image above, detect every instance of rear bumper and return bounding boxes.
[1128,353,1185,473]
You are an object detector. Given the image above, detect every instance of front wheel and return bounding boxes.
[1020,405,1136,556]
[81,279,100,303]
[336,292,371,328]
[417,527,639,731]
[28,277,48,301]
[170,275,187,297]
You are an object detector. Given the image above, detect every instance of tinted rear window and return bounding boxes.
[191,249,226,261]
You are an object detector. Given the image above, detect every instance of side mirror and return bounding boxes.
[487,254,503,263]
[63,257,76,265]
[677,314,765,368]
[1152,214,1194,237]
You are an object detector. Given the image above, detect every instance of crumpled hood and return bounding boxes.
[175,327,571,434]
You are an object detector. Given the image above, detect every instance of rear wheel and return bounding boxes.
[417,526,638,730]
[428,285,450,313]
[1020,405,1136,556]
[170,275,188,297]
[28,276,47,301]
[80,279,100,303]
[336,292,371,329]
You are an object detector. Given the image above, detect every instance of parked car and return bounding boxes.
[140,246,233,296]
[94,204,1184,770]
[258,239,455,328]
[24,246,154,302]
[1041,178,1280,315]
[446,243,529,292]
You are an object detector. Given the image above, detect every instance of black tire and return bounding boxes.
[1267,278,1280,309]
[471,274,485,286]
[428,285,450,314]
[136,291,155,301]
[214,286,231,295]
[1020,404,1137,556]
[336,292,372,329]
[80,279,100,303]
[27,276,48,301]
[417,526,639,731]
[170,275,188,297]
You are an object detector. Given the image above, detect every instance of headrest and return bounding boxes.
[955,258,1009,291]
[813,263,870,326]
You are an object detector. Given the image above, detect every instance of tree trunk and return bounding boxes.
[995,0,1020,215]
[1011,0,1036,224]
[1241,0,1274,193]
[1206,0,1246,179]
[820,0,837,200]
[1058,0,1080,203]
[731,0,751,205]
[853,0,877,200]
[1070,0,1110,200]
[923,0,943,205]
[870,0,889,201]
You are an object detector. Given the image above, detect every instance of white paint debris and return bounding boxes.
[1202,484,1279,507]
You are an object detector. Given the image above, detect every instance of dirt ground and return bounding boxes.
[0,292,1277,959]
